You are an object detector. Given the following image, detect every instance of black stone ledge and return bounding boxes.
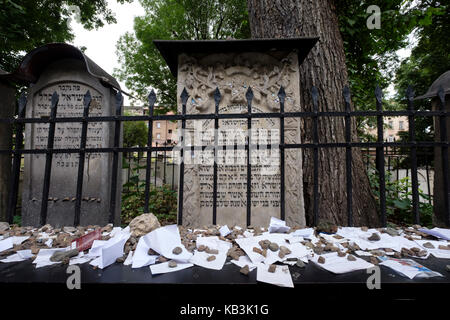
[1,256,449,286]
[154,38,319,77]
[1,258,450,311]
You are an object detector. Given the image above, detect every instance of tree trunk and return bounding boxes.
[247,0,380,226]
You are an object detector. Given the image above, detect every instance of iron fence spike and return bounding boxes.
[180,88,189,105]
[343,86,351,103]
[214,87,221,105]
[311,86,318,106]
[246,86,253,103]
[278,86,286,102]
[438,85,445,104]
[83,90,92,109]
[375,85,382,103]
[148,89,156,107]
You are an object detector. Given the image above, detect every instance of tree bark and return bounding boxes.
[247,0,380,226]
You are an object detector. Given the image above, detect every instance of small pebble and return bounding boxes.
[268,264,276,273]
[318,256,325,264]
[368,233,380,241]
[296,260,305,268]
[268,242,279,252]
[240,265,250,276]
[205,248,219,254]
[422,242,435,249]
[168,260,177,268]
[207,255,216,262]
[172,246,182,255]
[347,254,356,261]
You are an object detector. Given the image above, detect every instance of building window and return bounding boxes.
[388,121,393,128]
[399,121,404,130]
[388,135,394,142]
[168,129,172,134]
[156,122,161,128]
[156,133,161,139]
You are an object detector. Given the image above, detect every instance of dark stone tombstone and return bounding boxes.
[13,44,123,227]
[416,70,450,226]
[0,71,15,222]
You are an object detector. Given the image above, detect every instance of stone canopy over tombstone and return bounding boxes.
[155,38,318,228]
[15,43,122,227]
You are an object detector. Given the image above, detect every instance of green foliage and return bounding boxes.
[121,159,177,226]
[0,0,131,71]
[114,0,251,109]
[368,164,433,227]
[123,111,148,148]
[394,1,449,166]
[13,215,21,226]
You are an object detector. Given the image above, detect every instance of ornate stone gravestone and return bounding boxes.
[155,39,317,228]
[20,44,122,227]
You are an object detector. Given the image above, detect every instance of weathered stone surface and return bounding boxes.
[259,240,270,250]
[0,222,9,232]
[438,245,450,250]
[63,226,76,233]
[205,248,219,255]
[49,248,79,262]
[383,227,400,237]
[347,255,356,261]
[268,264,276,273]
[368,233,380,241]
[172,246,182,255]
[0,79,14,223]
[401,248,414,257]
[21,57,122,227]
[422,242,435,249]
[198,245,207,252]
[279,246,291,255]
[177,49,305,228]
[370,256,379,265]
[168,260,177,268]
[268,242,279,252]
[296,260,305,268]
[253,247,263,255]
[240,265,250,275]
[129,213,161,237]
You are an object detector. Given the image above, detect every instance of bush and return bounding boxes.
[368,166,433,227]
[121,160,177,226]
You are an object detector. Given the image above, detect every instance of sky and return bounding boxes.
[69,0,413,103]
[69,1,144,105]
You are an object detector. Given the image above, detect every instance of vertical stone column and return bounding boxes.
[433,95,450,226]
[0,79,15,222]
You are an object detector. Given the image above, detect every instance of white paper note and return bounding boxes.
[310,252,374,274]
[146,225,193,263]
[150,261,193,275]
[256,263,294,288]
[268,217,290,233]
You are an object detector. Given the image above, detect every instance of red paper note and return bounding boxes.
[73,229,102,252]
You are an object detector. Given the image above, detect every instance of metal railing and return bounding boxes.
[1,84,449,227]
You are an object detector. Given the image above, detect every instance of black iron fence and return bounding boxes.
[123,151,177,192]
[1,85,449,227]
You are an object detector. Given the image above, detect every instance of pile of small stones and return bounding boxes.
[1,221,450,275]
[0,222,114,265]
